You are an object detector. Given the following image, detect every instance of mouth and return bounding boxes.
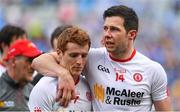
[72,67,83,71]
[105,41,114,47]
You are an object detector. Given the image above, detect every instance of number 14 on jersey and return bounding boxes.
[116,73,125,82]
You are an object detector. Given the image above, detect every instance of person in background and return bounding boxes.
[50,25,73,51]
[28,27,92,111]
[0,25,27,76]
[0,39,42,111]
[0,24,43,86]
[32,5,172,111]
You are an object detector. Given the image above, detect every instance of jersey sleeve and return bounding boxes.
[28,77,56,111]
[151,63,168,101]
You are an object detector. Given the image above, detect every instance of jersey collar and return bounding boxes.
[109,49,136,62]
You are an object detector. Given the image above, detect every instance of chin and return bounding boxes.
[72,72,81,76]
[106,48,114,52]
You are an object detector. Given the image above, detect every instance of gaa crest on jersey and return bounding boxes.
[133,73,143,82]
[34,107,42,112]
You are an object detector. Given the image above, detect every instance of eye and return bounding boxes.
[103,26,108,31]
[69,53,79,58]
[110,26,120,32]
[81,54,88,58]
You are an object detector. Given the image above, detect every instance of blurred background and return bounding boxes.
[0,0,180,110]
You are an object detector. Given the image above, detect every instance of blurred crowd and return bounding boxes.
[0,0,180,110]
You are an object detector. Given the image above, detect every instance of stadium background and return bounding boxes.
[0,0,179,110]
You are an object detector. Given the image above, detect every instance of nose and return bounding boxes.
[104,29,112,39]
[76,56,83,65]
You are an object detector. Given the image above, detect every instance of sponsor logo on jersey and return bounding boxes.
[97,65,110,74]
[94,83,105,103]
[0,101,14,108]
[133,73,143,82]
[93,83,145,106]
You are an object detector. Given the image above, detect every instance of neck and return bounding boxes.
[110,47,134,60]
[72,75,80,85]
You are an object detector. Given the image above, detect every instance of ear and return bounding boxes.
[127,30,137,40]
[56,48,63,59]
[10,58,16,67]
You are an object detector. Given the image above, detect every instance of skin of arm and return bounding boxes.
[154,97,173,111]
[31,52,76,107]
[32,52,60,76]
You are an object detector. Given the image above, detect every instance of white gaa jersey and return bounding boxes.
[84,48,168,111]
[28,76,92,111]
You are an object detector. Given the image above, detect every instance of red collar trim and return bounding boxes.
[109,49,136,62]
[75,76,80,85]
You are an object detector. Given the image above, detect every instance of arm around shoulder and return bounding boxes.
[31,52,60,77]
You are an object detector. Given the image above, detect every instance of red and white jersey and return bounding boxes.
[28,76,92,111]
[84,48,168,111]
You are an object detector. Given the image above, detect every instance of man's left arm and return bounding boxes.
[151,63,173,111]
[153,97,172,111]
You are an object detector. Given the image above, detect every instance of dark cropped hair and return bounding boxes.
[103,5,139,32]
[50,25,73,49]
[0,25,26,53]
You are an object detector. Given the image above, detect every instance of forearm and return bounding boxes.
[32,52,65,77]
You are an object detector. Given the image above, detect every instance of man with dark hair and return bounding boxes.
[0,39,42,111]
[0,25,27,75]
[28,27,92,111]
[32,5,172,111]
[50,25,73,50]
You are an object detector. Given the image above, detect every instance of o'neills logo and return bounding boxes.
[93,84,145,106]
[94,83,105,103]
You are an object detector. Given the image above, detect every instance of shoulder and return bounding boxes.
[135,51,164,68]
[31,76,57,96]
[135,51,167,78]
[28,77,57,111]
[88,47,107,60]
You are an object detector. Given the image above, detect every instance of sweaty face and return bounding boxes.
[14,56,34,85]
[103,16,129,55]
[58,42,89,78]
